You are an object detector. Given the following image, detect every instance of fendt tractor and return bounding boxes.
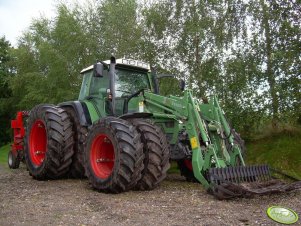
[8,57,301,199]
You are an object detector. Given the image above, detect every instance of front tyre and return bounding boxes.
[130,119,170,190]
[84,117,144,193]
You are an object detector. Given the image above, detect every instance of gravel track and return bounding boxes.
[0,164,300,226]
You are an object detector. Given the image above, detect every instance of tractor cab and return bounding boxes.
[78,58,155,119]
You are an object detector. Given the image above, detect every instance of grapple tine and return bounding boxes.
[266,165,271,180]
[235,167,240,183]
[225,168,230,181]
[218,168,222,184]
[246,166,251,181]
[258,166,262,180]
[229,167,234,183]
[221,168,226,182]
[258,166,263,181]
[208,164,301,200]
[217,168,221,183]
[227,167,231,182]
[210,168,218,184]
[213,168,217,183]
[261,165,268,181]
[251,166,256,182]
[232,167,237,182]
[263,165,268,180]
[236,166,241,183]
[239,166,243,183]
[242,166,248,182]
[241,167,245,182]
[242,167,246,182]
[263,166,267,180]
[245,166,250,181]
[256,165,261,181]
[234,167,238,183]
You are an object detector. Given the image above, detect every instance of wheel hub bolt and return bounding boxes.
[35,151,44,155]
[104,137,111,143]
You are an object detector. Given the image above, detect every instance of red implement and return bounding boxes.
[8,111,30,169]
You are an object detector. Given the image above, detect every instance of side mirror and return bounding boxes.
[93,63,104,77]
[179,79,185,91]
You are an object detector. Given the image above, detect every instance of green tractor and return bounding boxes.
[11,57,301,199]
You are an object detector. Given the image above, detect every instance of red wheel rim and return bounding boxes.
[29,120,47,166]
[90,134,115,179]
[184,159,193,171]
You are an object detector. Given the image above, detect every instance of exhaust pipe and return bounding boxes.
[109,56,116,116]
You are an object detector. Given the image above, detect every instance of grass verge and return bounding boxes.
[246,131,301,180]
[0,144,10,166]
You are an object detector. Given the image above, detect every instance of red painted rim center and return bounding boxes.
[184,159,193,171]
[29,120,47,166]
[90,134,115,179]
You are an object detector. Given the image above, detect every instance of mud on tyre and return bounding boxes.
[24,104,74,180]
[84,117,144,193]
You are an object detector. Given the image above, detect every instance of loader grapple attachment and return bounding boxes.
[208,165,301,199]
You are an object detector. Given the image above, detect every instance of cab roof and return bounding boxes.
[80,58,150,74]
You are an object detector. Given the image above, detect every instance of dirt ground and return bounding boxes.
[0,164,300,226]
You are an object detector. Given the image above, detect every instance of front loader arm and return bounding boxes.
[143,90,223,189]
[141,90,301,199]
[208,95,245,166]
[142,90,247,188]
[185,92,212,189]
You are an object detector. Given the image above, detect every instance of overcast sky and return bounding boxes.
[0,0,85,47]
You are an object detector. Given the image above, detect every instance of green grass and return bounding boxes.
[0,144,10,166]
[168,161,180,174]
[246,132,301,180]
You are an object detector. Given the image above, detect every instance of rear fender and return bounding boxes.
[59,101,92,126]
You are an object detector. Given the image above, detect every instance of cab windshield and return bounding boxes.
[115,69,150,98]
[78,68,151,101]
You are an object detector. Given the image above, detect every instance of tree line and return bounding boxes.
[0,0,300,145]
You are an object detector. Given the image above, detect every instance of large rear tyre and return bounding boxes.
[8,150,20,169]
[84,117,144,193]
[130,119,170,190]
[64,107,88,178]
[25,104,74,180]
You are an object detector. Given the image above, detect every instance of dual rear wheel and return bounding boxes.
[84,117,170,193]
